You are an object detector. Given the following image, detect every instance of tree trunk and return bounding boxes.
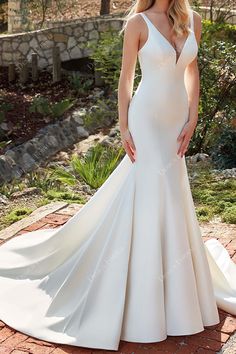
[8,0,23,33]
[100,0,111,15]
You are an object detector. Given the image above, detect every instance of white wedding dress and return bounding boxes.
[0,8,235,351]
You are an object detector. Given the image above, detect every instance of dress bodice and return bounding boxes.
[137,9,199,75]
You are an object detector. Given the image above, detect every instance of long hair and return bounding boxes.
[120,0,192,37]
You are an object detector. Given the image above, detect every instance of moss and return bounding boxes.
[45,190,86,204]
[222,206,236,224]
[4,207,33,225]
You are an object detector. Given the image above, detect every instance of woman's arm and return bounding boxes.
[118,15,142,163]
[177,11,202,158]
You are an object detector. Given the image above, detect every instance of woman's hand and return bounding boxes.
[177,120,197,158]
[120,127,136,163]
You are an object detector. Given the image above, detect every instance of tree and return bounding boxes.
[100,0,110,15]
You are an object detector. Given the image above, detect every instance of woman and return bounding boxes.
[0,0,235,351]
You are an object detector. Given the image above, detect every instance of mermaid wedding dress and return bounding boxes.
[0,8,235,351]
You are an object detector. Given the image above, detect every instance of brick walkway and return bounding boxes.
[0,202,235,354]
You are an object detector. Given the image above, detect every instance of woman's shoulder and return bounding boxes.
[124,12,145,32]
[191,8,202,40]
[192,8,202,22]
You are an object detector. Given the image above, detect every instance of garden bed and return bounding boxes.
[0,66,99,154]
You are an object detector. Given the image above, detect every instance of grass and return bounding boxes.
[188,161,236,223]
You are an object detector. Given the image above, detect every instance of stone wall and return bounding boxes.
[0,6,235,69]
[0,108,89,184]
[0,14,123,69]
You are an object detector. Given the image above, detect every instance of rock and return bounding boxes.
[21,152,36,171]
[81,184,93,195]
[0,103,116,185]
[0,193,8,205]
[10,187,42,200]
[54,151,70,162]
[71,108,87,124]
[212,168,236,179]
[189,153,210,164]
[0,122,9,131]
[76,126,89,138]
[100,136,114,147]
[109,126,119,137]
[88,105,100,113]
[93,89,105,99]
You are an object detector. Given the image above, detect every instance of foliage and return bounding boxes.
[83,97,117,130]
[3,207,33,225]
[89,29,141,93]
[26,169,61,192]
[210,126,236,169]
[0,98,13,123]
[222,205,236,224]
[188,21,236,155]
[68,72,93,95]
[29,96,75,119]
[45,190,85,204]
[51,143,124,189]
[196,206,214,222]
[0,97,14,147]
[191,168,236,223]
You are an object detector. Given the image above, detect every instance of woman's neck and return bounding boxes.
[151,0,170,13]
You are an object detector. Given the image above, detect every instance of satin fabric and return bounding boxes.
[0,8,235,351]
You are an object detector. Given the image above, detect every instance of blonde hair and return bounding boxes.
[120,0,192,37]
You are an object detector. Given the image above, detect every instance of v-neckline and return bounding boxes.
[141,12,191,66]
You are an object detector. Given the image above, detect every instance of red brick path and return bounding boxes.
[0,207,235,354]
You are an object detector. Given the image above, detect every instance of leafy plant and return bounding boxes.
[50,98,75,118]
[222,206,236,224]
[29,96,75,119]
[0,99,13,123]
[68,72,93,95]
[26,169,59,192]
[89,29,141,93]
[51,143,125,189]
[29,96,51,116]
[210,126,236,169]
[83,97,117,130]
[189,21,236,155]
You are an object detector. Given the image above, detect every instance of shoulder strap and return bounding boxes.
[189,9,194,30]
[139,12,150,27]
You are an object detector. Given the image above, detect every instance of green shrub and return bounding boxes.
[68,72,93,94]
[89,29,141,93]
[190,34,235,154]
[210,126,236,169]
[51,143,125,189]
[83,98,117,130]
[29,96,75,119]
[196,206,213,222]
[222,205,236,224]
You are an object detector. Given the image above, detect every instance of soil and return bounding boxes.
[0,66,98,155]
